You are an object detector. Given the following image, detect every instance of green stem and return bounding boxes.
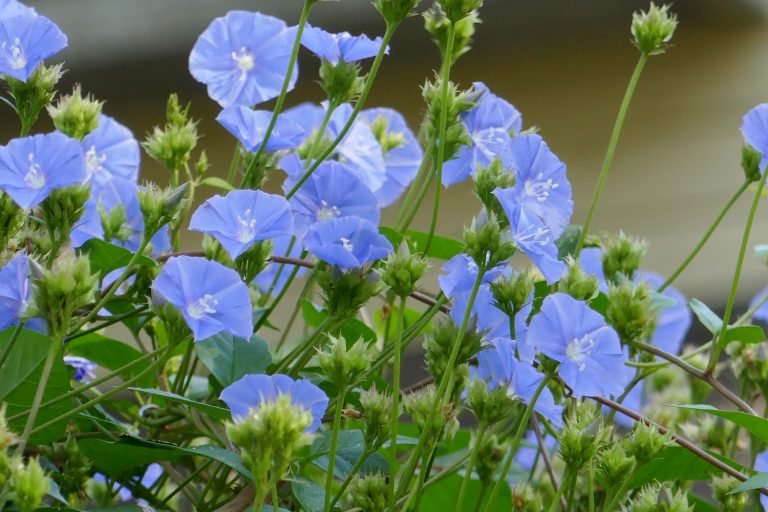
[658,180,750,292]
[304,102,337,164]
[285,23,397,199]
[394,136,435,230]
[255,249,307,332]
[272,317,335,374]
[473,481,489,512]
[14,339,60,455]
[565,473,577,511]
[602,470,635,511]
[575,52,649,255]
[0,322,25,370]
[324,387,346,512]
[545,471,571,512]
[240,0,313,188]
[456,422,488,512]
[160,458,213,506]
[707,169,768,374]
[387,297,407,511]
[272,473,280,512]
[329,447,375,508]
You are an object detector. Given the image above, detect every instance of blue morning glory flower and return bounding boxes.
[0,0,36,20]
[282,155,380,239]
[438,253,506,298]
[527,293,629,398]
[252,234,307,296]
[472,337,563,427]
[0,132,86,208]
[741,104,768,173]
[63,356,96,383]
[81,114,140,191]
[189,189,293,260]
[216,106,305,153]
[750,287,768,324]
[442,82,522,187]
[0,253,30,330]
[359,108,423,207]
[304,216,392,269]
[151,256,253,341]
[69,198,103,248]
[755,452,768,511]
[450,285,510,341]
[189,11,298,108]
[221,373,329,433]
[0,9,67,82]
[301,24,385,65]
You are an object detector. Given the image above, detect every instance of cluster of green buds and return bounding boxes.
[40,437,91,505]
[318,335,374,389]
[437,0,484,23]
[403,386,459,444]
[0,192,25,250]
[600,231,647,282]
[741,144,763,183]
[623,422,670,466]
[319,60,365,107]
[143,94,199,175]
[424,319,482,388]
[347,472,388,512]
[6,63,64,135]
[711,475,749,512]
[606,280,658,346]
[596,443,635,491]
[233,239,273,283]
[369,114,406,154]
[557,403,610,472]
[631,3,678,56]
[380,245,428,298]
[558,256,600,301]
[317,266,383,320]
[422,78,477,161]
[510,483,543,512]
[624,483,692,512]
[424,4,480,64]
[464,211,516,270]
[473,159,514,221]
[46,84,103,140]
[40,185,91,256]
[490,270,534,319]
[373,0,420,27]
[466,378,518,426]
[138,182,189,238]
[359,387,394,447]
[0,408,51,512]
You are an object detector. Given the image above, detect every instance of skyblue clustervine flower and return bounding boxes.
[741,103,768,174]
[0,253,31,330]
[501,203,565,284]
[0,3,67,82]
[151,255,253,341]
[189,189,293,259]
[63,356,96,383]
[216,106,305,153]
[252,234,307,296]
[301,24,385,65]
[81,114,140,190]
[220,373,329,433]
[0,132,86,208]
[304,216,392,269]
[526,292,629,397]
[189,11,298,108]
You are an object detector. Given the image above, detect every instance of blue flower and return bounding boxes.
[94,178,145,251]
[0,132,86,208]
[252,234,307,296]
[472,337,563,427]
[742,104,768,173]
[498,203,565,284]
[220,373,329,433]
[81,114,140,191]
[69,198,103,248]
[151,256,253,341]
[515,430,557,472]
[189,189,293,259]
[0,9,66,82]
[755,452,768,511]
[359,108,423,207]
[92,463,162,503]
[442,82,522,186]
[0,0,36,20]
[527,292,629,398]
[63,356,96,383]
[0,253,30,330]
[750,287,768,324]
[216,106,305,152]
[438,253,505,297]
[282,155,380,238]
[189,11,298,108]
[304,216,392,269]
[301,24,384,64]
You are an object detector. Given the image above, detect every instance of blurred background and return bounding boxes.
[10,0,768,312]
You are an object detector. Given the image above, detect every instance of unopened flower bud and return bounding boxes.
[380,246,428,297]
[373,0,420,26]
[422,78,477,161]
[40,185,90,250]
[624,422,670,465]
[424,319,483,380]
[138,182,189,236]
[601,232,646,282]
[318,267,383,320]
[347,472,388,512]
[424,6,480,64]
[143,94,198,172]
[318,335,374,388]
[35,251,97,338]
[464,210,515,270]
[624,483,692,512]
[558,256,600,301]
[741,144,762,183]
[466,378,516,426]
[474,159,514,220]
[511,483,543,512]
[631,3,677,56]
[6,63,64,133]
[0,192,24,249]
[557,403,609,472]
[490,271,534,317]
[606,280,657,346]
[475,434,506,484]
[359,386,393,445]
[404,386,459,443]
[320,60,365,106]
[11,458,50,512]
[597,444,635,490]
[0,406,17,451]
[195,150,210,176]
[46,85,103,140]
[437,0,483,23]
[234,239,272,283]
[711,475,748,512]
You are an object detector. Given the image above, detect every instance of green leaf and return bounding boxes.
[405,230,463,260]
[301,300,376,344]
[67,334,152,386]
[379,226,405,249]
[292,479,325,512]
[730,472,768,494]
[420,473,511,511]
[689,299,722,334]
[675,404,768,443]
[724,325,766,344]
[80,239,156,274]
[0,328,72,444]
[129,387,231,421]
[631,446,722,487]
[195,333,272,387]
[199,176,235,191]
[555,225,582,260]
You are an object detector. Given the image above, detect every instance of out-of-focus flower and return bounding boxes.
[304,216,392,269]
[301,24,385,65]
[63,356,96,383]
[216,106,305,153]
[0,253,31,330]
[741,104,768,174]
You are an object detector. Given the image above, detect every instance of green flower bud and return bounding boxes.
[320,60,365,106]
[741,145,762,183]
[11,458,50,512]
[0,405,17,451]
[558,256,600,301]
[601,232,647,282]
[475,434,506,484]
[369,114,406,153]
[437,0,483,23]
[234,239,272,283]
[318,335,375,388]
[597,444,635,490]
[424,318,483,380]
[373,0,420,26]
[40,184,90,253]
[379,246,428,297]
[624,484,692,512]
[424,6,480,64]
[35,251,98,338]
[464,210,516,270]
[490,270,534,318]
[46,84,103,140]
[466,378,517,426]
[347,472,388,512]
[557,403,609,472]
[511,483,544,512]
[727,342,768,393]
[318,267,383,320]
[422,78,477,161]
[711,475,748,512]
[143,94,198,173]
[606,279,658,346]
[624,422,670,465]
[41,436,91,501]
[473,159,514,221]
[0,192,24,250]
[631,3,677,56]
[138,182,189,236]
[359,386,393,446]
[404,386,459,443]
[6,63,64,134]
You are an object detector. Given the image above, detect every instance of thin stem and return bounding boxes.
[272,473,280,512]
[272,317,335,375]
[394,136,435,230]
[387,296,407,512]
[304,102,336,164]
[455,422,487,511]
[160,459,213,506]
[658,180,750,292]
[708,169,768,374]
[324,387,346,512]
[0,323,25,370]
[545,471,571,512]
[329,447,375,508]
[14,339,60,455]
[532,416,566,510]
[588,461,595,512]
[602,470,635,511]
[285,23,397,199]
[576,53,649,255]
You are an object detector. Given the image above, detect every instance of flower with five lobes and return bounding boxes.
[527,292,629,398]
[81,114,141,190]
[0,132,86,208]
[151,256,253,341]
[0,2,67,82]
[216,106,305,153]
[301,24,386,65]
[0,253,31,330]
[304,216,392,270]
[63,356,97,383]
[500,203,565,284]
[741,104,768,174]
[189,10,298,108]
[189,189,293,259]
[220,373,329,433]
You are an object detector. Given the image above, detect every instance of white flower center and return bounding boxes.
[566,334,595,370]
[232,47,255,74]
[515,223,550,248]
[24,153,45,190]
[340,237,354,253]
[317,200,340,221]
[3,38,26,70]
[236,208,257,243]
[524,172,559,203]
[186,294,219,319]
[84,146,107,175]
